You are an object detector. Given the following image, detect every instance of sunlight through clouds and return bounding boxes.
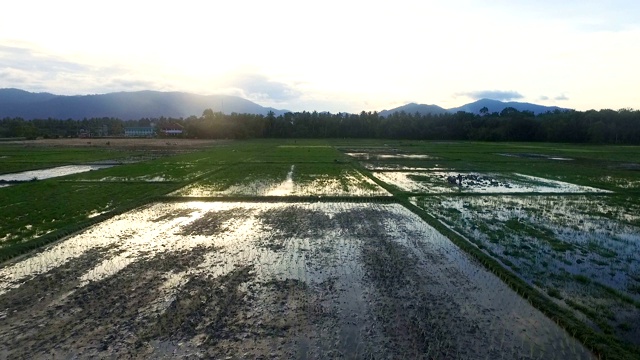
[1,0,639,112]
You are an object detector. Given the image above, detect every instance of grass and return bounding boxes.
[0,180,181,261]
[0,145,136,174]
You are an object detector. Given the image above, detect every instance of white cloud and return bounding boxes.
[458,90,524,101]
[219,73,301,103]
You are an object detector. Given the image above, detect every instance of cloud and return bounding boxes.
[0,44,100,93]
[538,94,569,102]
[101,77,167,92]
[458,90,524,101]
[0,44,31,58]
[222,73,301,103]
[0,43,177,95]
[0,67,32,82]
[0,44,88,74]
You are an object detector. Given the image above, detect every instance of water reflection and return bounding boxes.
[0,164,115,183]
[266,165,295,196]
[375,171,610,194]
[173,167,390,197]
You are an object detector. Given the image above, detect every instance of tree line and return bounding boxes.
[1,107,639,144]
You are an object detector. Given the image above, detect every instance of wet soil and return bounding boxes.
[178,208,251,236]
[0,246,215,359]
[0,202,594,359]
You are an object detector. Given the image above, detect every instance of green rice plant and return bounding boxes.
[0,180,182,261]
[0,145,135,174]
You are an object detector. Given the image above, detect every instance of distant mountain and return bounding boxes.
[447,98,569,115]
[379,103,448,117]
[0,89,58,105]
[380,98,570,117]
[0,89,288,120]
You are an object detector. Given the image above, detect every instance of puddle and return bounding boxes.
[499,153,574,161]
[98,175,169,182]
[278,145,332,148]
[374,171,610,194]
[266,165,295,196]
[362,162,452,171]
[346,152,437,160]
[0,201,592,359]
[0,164,115,183]
[87,210,108,218]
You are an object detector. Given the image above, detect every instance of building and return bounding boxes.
[124,127,155,137]
[160,123,184,136]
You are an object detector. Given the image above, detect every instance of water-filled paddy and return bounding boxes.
[68,164,211,183]
[173,165,390,197]
[0,201,592,359]
[498,153,574,161]
[374,171,611,194]
[413,195,640,344]
[345,152,438,160]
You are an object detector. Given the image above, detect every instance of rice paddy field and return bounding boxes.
[1,138,639,359]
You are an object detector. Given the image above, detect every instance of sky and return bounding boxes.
[1,0,639,113]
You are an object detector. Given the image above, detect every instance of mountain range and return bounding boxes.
[0,89,288,120]
[379,99,570,117]
[0,88,570,120]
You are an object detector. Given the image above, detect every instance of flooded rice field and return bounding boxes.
[345,152,438,161]
[361,163,452,171]
[498,153,574,161]
[68,165,212,183]
[173,165,390,197]
[597,175,640,190]
[413,195,640,344]
[374,171,611,194]
[0,201,592,359]
[0,164,115,183]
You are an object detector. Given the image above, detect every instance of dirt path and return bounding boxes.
[0,202,594,359]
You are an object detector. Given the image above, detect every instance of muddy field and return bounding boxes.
[0,202,593,359]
